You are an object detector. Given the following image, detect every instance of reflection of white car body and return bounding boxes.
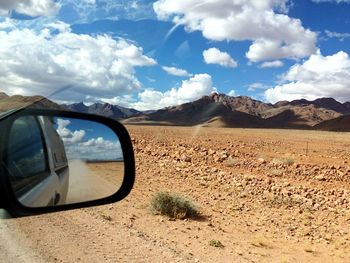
[7,115,69,207]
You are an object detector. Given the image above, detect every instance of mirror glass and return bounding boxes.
[5,115,124,207]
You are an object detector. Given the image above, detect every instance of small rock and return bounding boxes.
[313,203,321,210]
[239,192,247,198]
[315,174,326,181]
[181,155,191,162]
[258,158,266,164]
[208,149,216,155]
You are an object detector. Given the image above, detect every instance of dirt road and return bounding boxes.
[1,126,350,262]
[66,160,124,204]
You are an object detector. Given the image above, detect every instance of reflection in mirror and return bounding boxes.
[5,115,124,208]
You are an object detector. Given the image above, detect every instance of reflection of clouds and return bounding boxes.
[56,118,123,161]
[56,118,86,145]
[80,137,120,150]
[66,140,122,161]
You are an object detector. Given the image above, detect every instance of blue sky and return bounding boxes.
[55,117,123,160]
[0,0,350,110]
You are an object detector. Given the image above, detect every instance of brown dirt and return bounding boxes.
[2,125,350,262]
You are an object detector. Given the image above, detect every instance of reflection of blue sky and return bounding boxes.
[65,118,117,141]
[55,117,123,161]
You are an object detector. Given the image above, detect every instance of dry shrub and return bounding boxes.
[150,191,199,219]
[272,156,295,166]
[223,156,238,167]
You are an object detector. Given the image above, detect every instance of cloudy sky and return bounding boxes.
[0,0,349,110]
[56,117,123,160]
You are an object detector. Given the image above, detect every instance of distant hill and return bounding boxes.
[0,92,141,119]
[314,115,350,131]
[1,92,350,131]
[64,102,141,120]
[264,104,342,127]
[124,94,266,127]
[0,93,63,113]
[208,94,274,117]
[124,93,349,130]
[0,92,9,100]
[275,97,350,115]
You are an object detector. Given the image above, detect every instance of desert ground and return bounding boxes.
[66,160,124,204]
[2,125,350,262]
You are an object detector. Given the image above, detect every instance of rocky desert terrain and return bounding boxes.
[2,125,350,262]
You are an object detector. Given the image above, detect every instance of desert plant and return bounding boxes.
[283,157,295,166]
[209,239,224,248]
[150,191,199,219]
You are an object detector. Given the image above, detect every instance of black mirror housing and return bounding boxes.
[0,108,135,217]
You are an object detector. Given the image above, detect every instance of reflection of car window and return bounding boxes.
[7,116,50,197]
[43,117,68,170]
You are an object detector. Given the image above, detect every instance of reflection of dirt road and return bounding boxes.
[66,160,124,204]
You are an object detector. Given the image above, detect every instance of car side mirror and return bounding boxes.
[0,109,135,217]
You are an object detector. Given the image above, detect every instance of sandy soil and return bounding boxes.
[66,160,124,204]
[1,125,350,262]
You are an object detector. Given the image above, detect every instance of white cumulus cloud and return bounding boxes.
[128,73,216,111]
[74,137,122,160]
[260,60,284,68]
[0,0,60,17]
[162,66,191,77]
[0,23,156,102]
[154,0,317,62]
[80,137,119,151]
[0,18,16,29]
[325,30,350,41]
[248,82,272,91]
[56,118,86,145]
[265,51,350,103]
[203,48,237,68]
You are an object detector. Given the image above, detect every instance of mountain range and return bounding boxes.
[63,102,141,119]
[123,93,350,131]
[1,92,350,131]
